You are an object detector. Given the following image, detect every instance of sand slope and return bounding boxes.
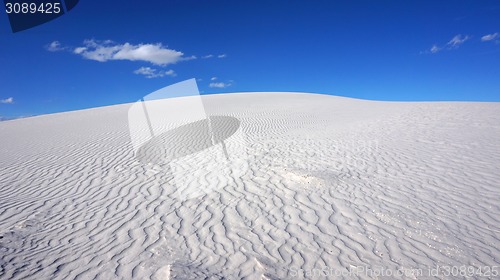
[0,92,499,279]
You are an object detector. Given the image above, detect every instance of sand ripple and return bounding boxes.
[0,93,499,279]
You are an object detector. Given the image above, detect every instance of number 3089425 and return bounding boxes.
[5,2,62,14]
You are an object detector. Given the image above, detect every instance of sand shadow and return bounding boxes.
[135,115,240,165]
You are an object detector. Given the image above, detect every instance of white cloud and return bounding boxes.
[203,54,226,59]
[164,69,176,76]
[73,47,87,54]
[133,67,176,78]
[447,34,470,48]
[0,97,14,104]
[211,77,217,81]
[182,55,197,61]
[74,39,186,66]
[134,67,156,76]
[424,34,470,54]
[209,82,232,88]
[481,33,499,42]
[430,45,441,54]
[46,41,65,52]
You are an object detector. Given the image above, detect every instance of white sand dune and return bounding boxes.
[0,92,499,279]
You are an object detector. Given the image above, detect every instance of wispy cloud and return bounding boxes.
[202,54,226,59]
[430,45,441,54]
[133,67,176,78]
[46,41,65,52]
[211,77,217,81]
[209,82,232,88]
[0,97,14,104]
[183,55,197,61]
[481,32,499,42]
[70,39,188,66]
[447,34,470,48]
[424,34,470,54]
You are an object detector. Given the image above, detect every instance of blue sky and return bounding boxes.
[1,0,499,119]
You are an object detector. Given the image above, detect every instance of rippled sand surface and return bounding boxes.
[0,92,499,279]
